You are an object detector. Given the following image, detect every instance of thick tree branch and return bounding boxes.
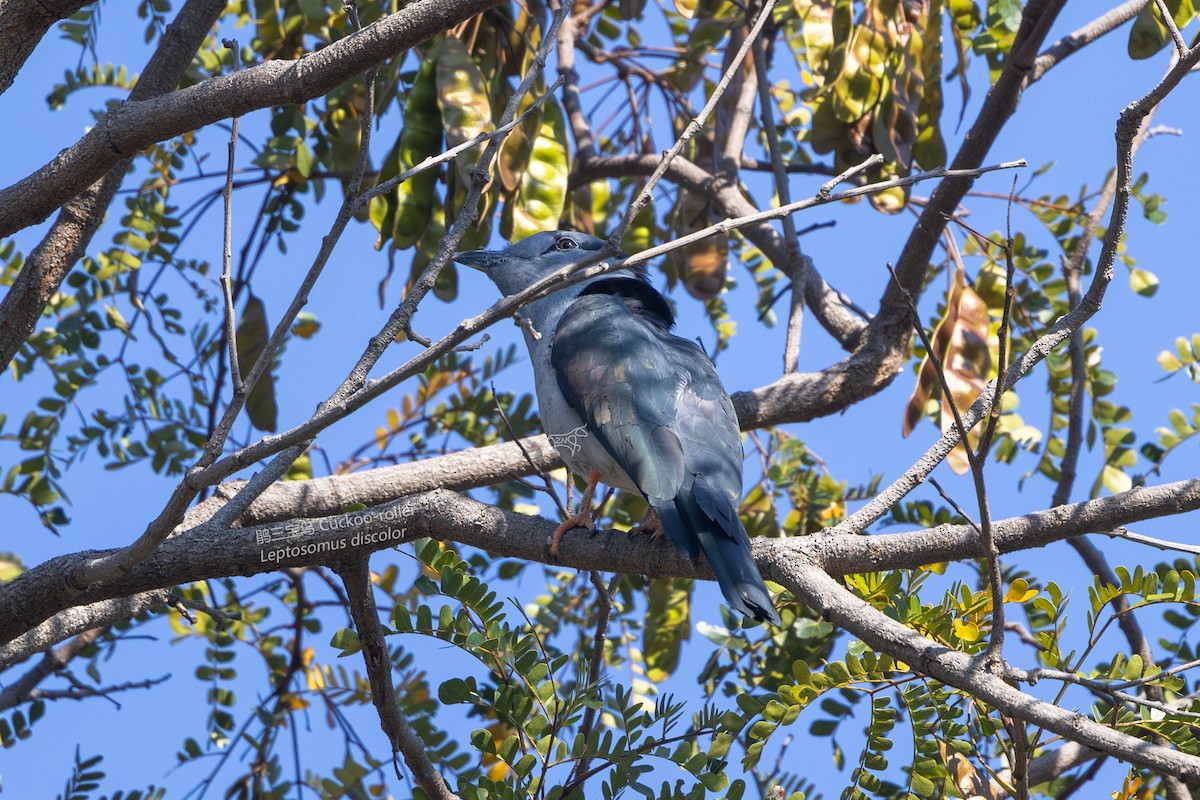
[4,485,1199,777]
[0,627,102,711]
[0,0,505,240]
[0,0,93,95]
[0,0,226,370]
[777,556,1200,780]
[0,591,167,670]
[5,475,1200,647]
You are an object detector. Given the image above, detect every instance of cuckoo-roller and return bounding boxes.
[454,230,780,625]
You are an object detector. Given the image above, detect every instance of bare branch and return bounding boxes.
[751,26,808,372]
[220,39,245,397]
[1153,0,1189,57]
[778,554,1200,779]
[335,556,460,800]
[0,627,102,711]
[0,592,168,669]
[7,474,1200,647]
[1032,0,1148,81]
[0,0,93,95]
[1109,526,1200,555]
[608,0,779,246]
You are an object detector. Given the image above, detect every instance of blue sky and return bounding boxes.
[2,3,1200,797]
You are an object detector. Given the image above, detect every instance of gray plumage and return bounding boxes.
[455,230,780,625]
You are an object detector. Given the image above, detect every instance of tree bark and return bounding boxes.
[0,0,93,96]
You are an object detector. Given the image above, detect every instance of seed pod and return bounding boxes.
[621,193,655,256]
[436,36,494,188]
[567,178,612,236]
[498,94,539,193]
[509,97,570,241]
[370,48,443,250]
[672,189,728,301]
[410,193,460,303]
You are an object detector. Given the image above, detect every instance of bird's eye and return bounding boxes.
[556,238,578,251]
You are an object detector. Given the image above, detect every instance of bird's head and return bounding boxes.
[454,230,639,297]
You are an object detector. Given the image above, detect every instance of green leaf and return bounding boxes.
[1130,268,1159,296]
[330,628,361,656]
[643,578,691,682]
[235,295,279,433]
[1101,464,1133,494]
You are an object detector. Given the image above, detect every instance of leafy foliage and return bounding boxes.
[4,0,1200,798]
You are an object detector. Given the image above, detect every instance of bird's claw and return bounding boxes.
[631,509,664,539]
[550,513,597,554]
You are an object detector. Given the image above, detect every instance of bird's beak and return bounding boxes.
[452,249,505,272]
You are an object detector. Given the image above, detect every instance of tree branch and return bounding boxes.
[1032,0,1149,81]
[0,627,102,711]
[0,0,226,370]
[0,591,168,669]
[0,0,506,240]
[334,556,460,800]
[777,555,1200,780]
[5,474,1200,647]
[0,0,93,95]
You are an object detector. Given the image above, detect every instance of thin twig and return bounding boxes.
[201,23,381,531]
[608,0,780,247]
[334,556,460,800]
[167,593,242,627]
[927,477,981,534]
[220,39,244,396]
[565,571,614,792]
[818,153,885,198]
[1031,0,1148,80]
[885,263,1006,667]
[491,382,567,518]
[751,25,807,373]
[1007,666,1200,720]
[1153,0,1189,57]
[976,177,1018,460]
[1109,526,1200,555]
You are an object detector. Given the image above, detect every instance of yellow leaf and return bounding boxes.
[375,426,389,450]
[1004,578,1038,603]
[105,304,131,333]
[387,407,401,432]
[282,694,309,711]
[953,619,980,642]
[940,740,993,799]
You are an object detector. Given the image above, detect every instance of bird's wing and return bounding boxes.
[553,283,778,624]
[551,290,688,505]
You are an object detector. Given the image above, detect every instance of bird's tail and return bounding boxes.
[655,481,781,627]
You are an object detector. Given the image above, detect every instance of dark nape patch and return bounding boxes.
[580,278,675,329]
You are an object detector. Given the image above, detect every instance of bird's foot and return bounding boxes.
[632,509,664,539]
[550,513,597,554]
